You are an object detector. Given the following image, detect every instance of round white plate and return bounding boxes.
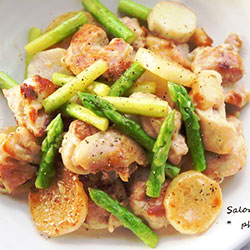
[0,0,250,249]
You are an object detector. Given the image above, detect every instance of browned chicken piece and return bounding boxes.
[81,173,126,232]
[62,24,133,81]
[131,92,188,165]
[0,127,41,194]
[3,75,57,137]
[72,128,148,181]
[29,166,88,236]
[190,70,224,110]
[196,105,237,154]
[60,120,148,181]
[146,35,191,69]
[60,120,98,175]
[204,116,247,183]
[120,16,147,50]
[222,33,243,53]
[129,169,169,230]
[191,45,244,85]
[224,83,250,108]
[189,27,213,47]
[2,126,41,164]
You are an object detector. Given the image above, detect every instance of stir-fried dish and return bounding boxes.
[0,0,249,248]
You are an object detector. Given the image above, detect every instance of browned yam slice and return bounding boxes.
[164,170,222,234]
[29,167,88,236]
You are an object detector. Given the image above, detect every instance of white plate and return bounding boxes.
[0,0,250,249]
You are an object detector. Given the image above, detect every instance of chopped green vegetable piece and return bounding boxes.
[168,81,206,171]
[146,111,175,197]
[102,96,169,117]
[82,0,136,43]
[0,71,18,89]
[25,12,88,55]
[61,102,109,131]
[118,0,151,21]
[51,72,110,97]
[42,60,108,113]
[78,92,155,151]
[109,62,145,96]
[89,188,159,248]
[24,27,43,79]
[165,162,181,179]
[35,114,64,189]
[124,81,156,96]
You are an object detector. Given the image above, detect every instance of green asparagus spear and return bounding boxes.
[168,81,206,171]
[24,27,43,79]
[165,162,181,179]
[0,72,18,89]
[51,72,110,97]
[118,0,151,21]
[146,111,175,197]
[147,151,180,180]
[78,92,155,151]
[124,81,156,96]
[89,188,158,248]
[25,12,88,55]
[42,60,108,113]
[35,114,64,189]
[61,102,109,131]
[109,62,145,96]
[82,0,136,44]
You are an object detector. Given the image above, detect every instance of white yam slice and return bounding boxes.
[29,167,88,236]
[27,48,71,80]
[164,170,222,234]
[135,48,196,87]
[148,1,197,43]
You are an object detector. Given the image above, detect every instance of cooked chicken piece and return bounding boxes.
[120,17,147,50]
[62,24,133,81]
[190,70,224,110]
[146,35,191,69]
[29,166,88,236]
[129,169,169,230]
[81,173,126,232]
[191,45,244,85]
[72,128,148,181]
[196,105,237,154]
[221,33,243,53]
[2,126,41,164]
[224,83,250,108]
[0,159,36,194]
[28,48,71,80]
[189,27,213,47]
[46,11,99,49]
[0,127,40,193]
[204,116,247,183]
[3,75,57,137]
[131,92,188,165]
[60,120,98,175]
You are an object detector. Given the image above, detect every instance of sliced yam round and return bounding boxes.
[164,170,222,234]
[135,48,196,87]
[29,167,88,236]
[27,48,71,80]
[148,1,197,43]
